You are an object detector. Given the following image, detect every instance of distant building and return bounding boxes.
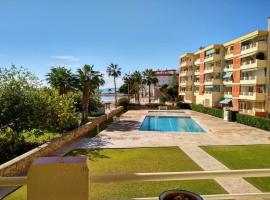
[154,69,178,86]
[137,69,178,104]
[179,18,270,117]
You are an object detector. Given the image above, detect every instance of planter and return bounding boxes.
[159,190,203,200]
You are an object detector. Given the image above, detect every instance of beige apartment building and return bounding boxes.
[179,18,270,117]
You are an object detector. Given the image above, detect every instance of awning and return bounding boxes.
[219,98,232,104]
[241,68,256,72]
[223,71,233,78]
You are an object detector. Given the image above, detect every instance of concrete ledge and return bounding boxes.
[0,106,124,177]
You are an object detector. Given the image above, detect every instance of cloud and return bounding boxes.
[52,55,80,61]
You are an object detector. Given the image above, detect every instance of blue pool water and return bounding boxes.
[139,116,205,133]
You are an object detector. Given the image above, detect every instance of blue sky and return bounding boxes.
[0,0,269,88]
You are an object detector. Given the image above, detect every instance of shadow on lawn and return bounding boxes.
[67,148,110,160]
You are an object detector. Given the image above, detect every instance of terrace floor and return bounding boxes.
[53,110,270,199]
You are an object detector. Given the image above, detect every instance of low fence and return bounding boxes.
[0,106,124,177]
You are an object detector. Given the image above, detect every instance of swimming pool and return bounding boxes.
[139,116,205,133]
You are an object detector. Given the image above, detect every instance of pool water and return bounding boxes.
[139,116,205,132]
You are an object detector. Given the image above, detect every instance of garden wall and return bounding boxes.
[0,106,124,177]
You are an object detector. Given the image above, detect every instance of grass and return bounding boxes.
[5,147,226,200]
[201,145,270,192]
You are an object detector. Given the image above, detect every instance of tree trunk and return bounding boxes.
[81,85,90,124]
[114,77,117,108]
[148,84,151,104]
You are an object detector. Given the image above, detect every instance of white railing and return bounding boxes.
[3,168,270,200]
[241,59,256,66]
[240,76,255,80]
[240,91,254,96]
[224,91,232,95]
[241,43,257,51]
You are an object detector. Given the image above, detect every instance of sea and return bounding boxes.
[100,88,119,103]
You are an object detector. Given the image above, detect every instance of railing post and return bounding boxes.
[27,156,89,200]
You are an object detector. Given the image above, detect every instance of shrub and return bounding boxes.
[236,113,270,131]
[177,102,191,109]
[190,104,223,118]
[117,97,130,109]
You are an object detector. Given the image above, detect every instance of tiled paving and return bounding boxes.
[54,110,270,200]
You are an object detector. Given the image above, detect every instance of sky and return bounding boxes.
[0,0,269,88]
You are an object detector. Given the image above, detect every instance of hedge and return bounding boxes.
[236,113,270,131]
[176,102,191,109]
[190,104,223,118]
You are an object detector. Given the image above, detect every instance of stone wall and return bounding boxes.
[0,106,124,177]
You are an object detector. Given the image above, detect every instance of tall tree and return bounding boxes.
[46,66,74,95]
[143,69,158,103]
[75,65,104,124]
[106,63,121,107]
[130,71,143,104]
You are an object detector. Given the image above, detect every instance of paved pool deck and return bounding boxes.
[54,110,270,200]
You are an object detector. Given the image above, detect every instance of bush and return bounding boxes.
[177,102,191,109]
[117,97,130,109]
[236,113,270,131]
[33,88,80,132]
[190,104,223,118]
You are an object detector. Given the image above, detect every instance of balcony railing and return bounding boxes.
[241,41,267,54]
[240,91,254,96]
[240,76,255,81]
[2,160,270,200]
[224,91,232,95]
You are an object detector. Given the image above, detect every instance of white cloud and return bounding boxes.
[52,55,80,61]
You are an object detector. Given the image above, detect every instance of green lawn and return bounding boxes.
[5,147,226,200]
[201,145,270,192]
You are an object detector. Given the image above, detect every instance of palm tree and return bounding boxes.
[143,69,158,103]
[75,64,104,124]
[130,71,143,104]
[46,66,74,95]
[106,63,121,107]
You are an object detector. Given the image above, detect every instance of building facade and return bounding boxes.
[179,22,270,116]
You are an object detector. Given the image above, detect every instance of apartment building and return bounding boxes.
[179,19,270,116]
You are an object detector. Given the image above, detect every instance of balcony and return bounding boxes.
[241,42,267,55]
[224,91,232,98]
[179,90,186,95]
[194,69,200,75]
[240,59,267,70]
[240,76,267,85]
[204,54,222,63]
[180,81,187,86]
[239,92,265,101]
[224,64,233,72]
[223,79,233,85]
[180,60,192,67]
[204,78,222,85]
[204,66,222,74]
[180,70,187,77]
[224,52,234,60]
[194,59,200,65]
[194,80,200,86]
